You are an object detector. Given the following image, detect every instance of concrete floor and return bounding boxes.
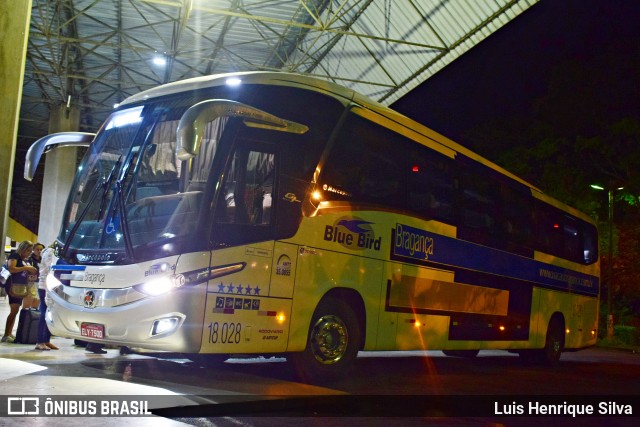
[0,294,194,425]
[0,293,335,426]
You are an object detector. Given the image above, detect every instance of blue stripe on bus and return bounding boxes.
[391,223,599,297]
[51,265,87,271]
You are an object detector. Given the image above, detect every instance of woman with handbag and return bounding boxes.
[2,240,38,343]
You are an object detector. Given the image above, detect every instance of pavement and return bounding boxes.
[0,293,338,425]
[0,293,196,425]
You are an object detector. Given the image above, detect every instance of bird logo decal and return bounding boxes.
[336,219,375,233]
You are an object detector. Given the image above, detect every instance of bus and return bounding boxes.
[25,72,599,381]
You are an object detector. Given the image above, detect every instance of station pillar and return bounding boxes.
[37,105,82,246]
[0,1,32,261]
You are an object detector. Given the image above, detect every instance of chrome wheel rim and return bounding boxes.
[309,314,348,365]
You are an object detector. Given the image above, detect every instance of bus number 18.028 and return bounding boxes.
[207,322,241,344]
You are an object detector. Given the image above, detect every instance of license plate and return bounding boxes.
[80,323,105,339]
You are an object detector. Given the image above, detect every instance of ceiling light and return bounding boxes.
[152,55,167,66]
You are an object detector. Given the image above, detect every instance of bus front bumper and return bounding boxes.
[45,284,206,353]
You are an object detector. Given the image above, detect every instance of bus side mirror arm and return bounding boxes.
[24,132,95,181]
[176,99,308,161]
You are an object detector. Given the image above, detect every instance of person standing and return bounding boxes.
[2,241,38,343]
[29,243,44,269]
[35,242,59,351]
[24,242,44,310]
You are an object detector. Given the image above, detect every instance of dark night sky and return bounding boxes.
[392,0,640,149]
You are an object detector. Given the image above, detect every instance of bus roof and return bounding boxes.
[119,71,362,108]
[119,71,594,225]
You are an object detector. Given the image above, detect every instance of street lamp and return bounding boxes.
[590,184,624,338]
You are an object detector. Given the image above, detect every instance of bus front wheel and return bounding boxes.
[292,297,361,383]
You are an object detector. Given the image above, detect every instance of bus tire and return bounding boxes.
[540,315,564,365]
[520,315,564,366]
[442,350,479,358]
[291,297,361,383]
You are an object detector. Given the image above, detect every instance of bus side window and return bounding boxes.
[534,202,564,258]
[563,215,581,262]
[407,148,455,223]
[320,113,407,210]
[459,170,501,246]
[217,148,274,226]
[500,184,534,254]
[532,201,598,265]
[211,143,276,248]
[582,222,598,264]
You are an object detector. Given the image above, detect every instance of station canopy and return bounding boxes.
[19,0,538,149]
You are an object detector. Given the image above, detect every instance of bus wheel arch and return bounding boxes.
[291,288,365,383]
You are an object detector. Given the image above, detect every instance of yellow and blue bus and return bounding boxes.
[26,72,599,381]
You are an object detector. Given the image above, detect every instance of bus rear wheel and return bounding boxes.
[540,316,564,365]
[292,297,361,383]
[520,315,564,366]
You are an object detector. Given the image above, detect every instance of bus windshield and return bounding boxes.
[60,100,227,262]
[58,82,335,265]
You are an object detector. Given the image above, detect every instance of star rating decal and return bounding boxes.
[216,282,261,296]
[214,283,262,314]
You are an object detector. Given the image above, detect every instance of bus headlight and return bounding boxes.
[134,274,185,296]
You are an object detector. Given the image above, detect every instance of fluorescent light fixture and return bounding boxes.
[225,77,242,86]
[590,184,624,191]
[153,55,167,66]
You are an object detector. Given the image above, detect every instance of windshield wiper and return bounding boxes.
[61,157,122,260]
[60,177,103,260]
[115,179,134,261]
[97,155,123,220]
